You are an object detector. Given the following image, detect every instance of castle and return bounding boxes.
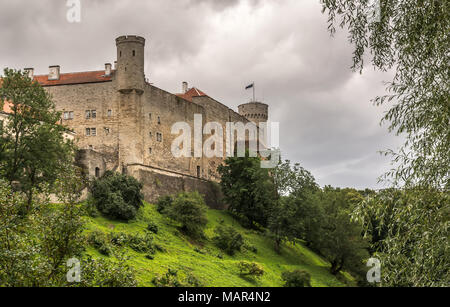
[22,35,269,207]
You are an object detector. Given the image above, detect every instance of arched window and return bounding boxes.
[95,167,100,178]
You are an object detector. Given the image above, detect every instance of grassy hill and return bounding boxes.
[84,203,353,287]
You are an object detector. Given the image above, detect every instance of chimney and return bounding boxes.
[182,81,188,94]
[48,65,60,80]
[105,63,112,76]
[24,68,34,79]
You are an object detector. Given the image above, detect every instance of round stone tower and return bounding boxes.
[116,35,145,93]
[238,102,269,124]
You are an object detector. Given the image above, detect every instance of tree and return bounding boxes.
[316,188,369,276]
[0,68,75,209]
[268,160,322,252]
[353,188,449,287]
[218,154,277,228]
[90,171,144,221]
[166,191,208,239]
[321,0,449,189]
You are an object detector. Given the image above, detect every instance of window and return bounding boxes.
[104,127,110,135]
[132,50,136,56]
[85,110,96,119]
[86,128,96,136]
[120,51,122,57]
[149,131,152,138]
[149,113,152,120]
[197,166,201,178]
[95,167,100,178]
[63,111,74,120]
[107,109,112,117]
[156,133,162,142]
[149,148,152,154]
[157,116,161,124]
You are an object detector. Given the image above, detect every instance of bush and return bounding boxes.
[147,221,159,234]
[127,232,155,254]
[166,192,208,238]
[243,243,258,254]
[237,261,264,278]
[152,268,182,287]
[87,231,112,256]
[90,171,144,221]
[156,195,173,214]
[281,270,312,287]
[213,225,244,256]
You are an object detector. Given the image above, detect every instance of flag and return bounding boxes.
[245,83,254,90]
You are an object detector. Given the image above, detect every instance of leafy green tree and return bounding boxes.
[269,160,322,252]
[218,154,277,228]
[0,68,75,209]
[281,270,312,287]
[166,191,208,239]
[321,0,449,189]
[316,188,369,276]
[353,188,449,287]
[90,171,144,221]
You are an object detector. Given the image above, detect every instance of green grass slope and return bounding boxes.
[84,203,351,287]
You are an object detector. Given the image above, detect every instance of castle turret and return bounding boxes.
[116,35,146,171]
[238,102,269,125]
[116,35,145,93]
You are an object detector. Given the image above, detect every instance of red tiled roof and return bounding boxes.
[176,87,207,102]
[34,70,113,86]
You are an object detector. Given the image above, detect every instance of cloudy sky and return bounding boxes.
[0,0,403,189]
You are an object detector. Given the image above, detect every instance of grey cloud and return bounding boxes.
[0,0,400,189]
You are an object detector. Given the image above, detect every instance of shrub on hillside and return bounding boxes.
[166,192,208,238]
[90,171,144,221]
[281,270,312,287]
[237,261,264,278]
[213,225,244,256]
[156,195,173,214]
[87,231,112,256]
[147,221,159,234]
[127,232,155,254]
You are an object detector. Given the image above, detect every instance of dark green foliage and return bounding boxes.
[90,171,144,221]
[314,187,369,276]
[237,261,264,278]
[165,192,208,238]
[281,270,311,287]
[218,154,277,228]
[87,231,112,256]
[243,243,258,254]
[152,268,182,287]
[147,221,159,234]
[156,195,173,214]
[127,232,154,254]
[76,255,137,287]
[213,225,244,256]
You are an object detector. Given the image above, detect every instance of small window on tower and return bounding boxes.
[95,167,100,178]
[69,111,74,119]
[92,110,97,119]
[149,148,152,155]
[85,128,90,136]
[158,116,161,124]
[85,110,91,119]
[149,132,152,138]
[132,50,136,56]
[149,113,152,120]
[107,110,112,117]
[197,166,201,178]
[91,128,97,136]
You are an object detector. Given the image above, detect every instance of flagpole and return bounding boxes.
[253,82,255,102]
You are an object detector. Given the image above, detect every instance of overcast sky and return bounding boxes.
[0,0,403,189]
